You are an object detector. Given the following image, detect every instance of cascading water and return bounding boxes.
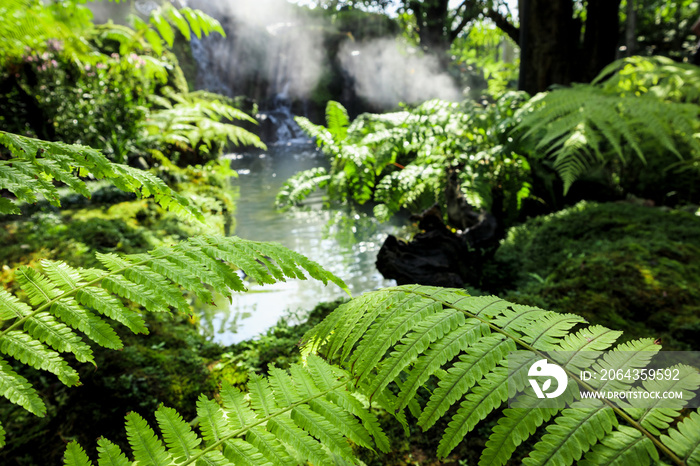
[186,0,324,143]
[189,35,232,97]
[257,83,308,144]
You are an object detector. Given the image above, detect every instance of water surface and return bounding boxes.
[198,143,396,344]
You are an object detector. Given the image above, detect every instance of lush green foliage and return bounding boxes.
[304,285,700,466]
[516,56,700,194]
[625,0,700,60]
[0,0,262,164]
[0,234,346,443]
[279,95,532,225]
[63,355,388,466]
[64,285,700,465]
[450,20,519,99]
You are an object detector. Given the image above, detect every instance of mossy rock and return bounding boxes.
[490,201,700,289]
[488,201,700,350]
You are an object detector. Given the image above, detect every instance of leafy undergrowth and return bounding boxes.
[486,201,700,350]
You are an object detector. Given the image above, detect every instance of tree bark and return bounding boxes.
[408,0,451,55]
[626,0,637,56]
[518,0,576,94]
[581,0,622,82]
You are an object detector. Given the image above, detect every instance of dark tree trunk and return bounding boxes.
[408,0,451,55]
[626,0,637,56]
[581,0,622,82]
[518,0,576,94]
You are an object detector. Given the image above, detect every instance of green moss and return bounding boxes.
[491,201,700,289]
[487,201,700,350]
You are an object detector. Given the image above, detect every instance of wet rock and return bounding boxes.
[376,204,496,288]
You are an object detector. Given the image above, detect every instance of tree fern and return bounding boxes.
[0,235,347,449]
[300,285,700,465]
[63,355,387,466]
[0,131,203,220]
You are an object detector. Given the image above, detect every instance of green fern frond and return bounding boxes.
[64,357,385,466]
[96,438,130,466]
[107,3,224,56]
[0,357,46,416]
[127,411,173,465]
[141,96,265,154]
[275,167,330,207]
[0,131,204,221]
[523,399,618,466]
[294,116,337,155]
[302,284,700,465]
[579,425,659,466]
[660,410,700,465]
[516,76,700,193]
[64,441,92,466]
[1,235,347,438]
[325,101,350,145]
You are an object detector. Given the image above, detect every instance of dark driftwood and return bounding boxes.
[376,204,497,288]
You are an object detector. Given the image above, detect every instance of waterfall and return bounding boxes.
[257,83,308,144]
[189,35,232,97]
[185,0,324,144]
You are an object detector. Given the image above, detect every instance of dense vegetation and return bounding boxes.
[1,0,700,465]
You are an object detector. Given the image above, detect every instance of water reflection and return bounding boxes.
[197,143,397,344]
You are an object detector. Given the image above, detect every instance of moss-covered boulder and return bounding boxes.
[486,201,700,349]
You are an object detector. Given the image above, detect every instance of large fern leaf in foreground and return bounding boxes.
[63,355,387,466]
[0,131,205,220]
[0,235,347,448]
[302,285,700,466]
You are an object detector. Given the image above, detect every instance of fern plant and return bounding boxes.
[302,285,700,465]
[0,130,202,220]
[142,88,266,155]
[279,95,532,225]
[515,56,700,193]
[0,235,346,450]
[62,355,387,466]
[65,285,700,465]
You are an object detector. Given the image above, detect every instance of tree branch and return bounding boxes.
[449,1,480,42]
[485,8,520,45]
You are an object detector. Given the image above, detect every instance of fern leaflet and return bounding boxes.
[0,131,204,221]
[63,356,386,466]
